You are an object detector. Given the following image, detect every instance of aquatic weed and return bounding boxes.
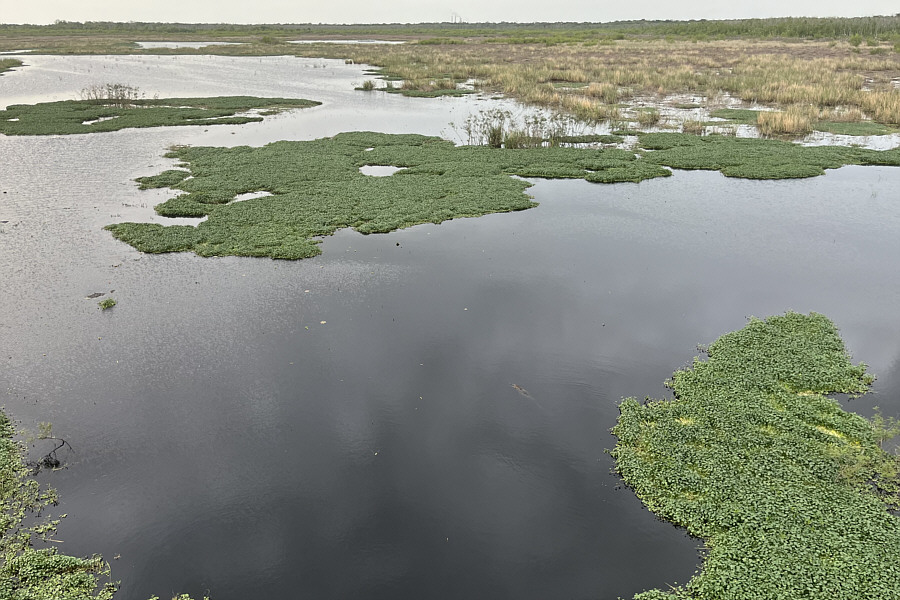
[613,312,900,600]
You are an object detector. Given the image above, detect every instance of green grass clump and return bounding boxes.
[639,132,900,178]
[0,58,23,75]
[106,132,674,259]
[98,298,117,310]
[612,312,900,600]
[0,411,117,599]
[0,96,320,135]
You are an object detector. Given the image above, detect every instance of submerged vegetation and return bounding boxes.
[0,96,320,135]
[106,131,900,259]
[612,312,900,600]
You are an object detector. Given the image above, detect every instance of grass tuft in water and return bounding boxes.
[0,58,23,75]
[0,96,320,135]
[613,312,900,600]
[98,298,116,310]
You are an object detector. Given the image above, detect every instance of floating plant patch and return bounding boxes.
[107,131,900,260]
[612,312,900,600]
[0,96,320,135]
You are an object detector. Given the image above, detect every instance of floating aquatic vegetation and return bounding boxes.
[0,96,320,135]
[108,132,900,259]
[612,312,900,600]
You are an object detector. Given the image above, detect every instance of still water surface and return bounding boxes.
[1,55,899,600]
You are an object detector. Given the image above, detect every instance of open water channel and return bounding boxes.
[1,54,899,600]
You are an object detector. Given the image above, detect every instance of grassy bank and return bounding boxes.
[105,131,900,260]
[612,312,900,599]
[0,96,320,135]
[0,58,23,74]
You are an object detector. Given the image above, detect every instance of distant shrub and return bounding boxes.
[79,83,144,107]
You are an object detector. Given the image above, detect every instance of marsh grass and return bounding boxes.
[756,105,814,136]
[0,96,320,135]
[4,25,897,128]
[291,38,900,127]
[0,58,23,74]
[612,312,900,600]
[634,107,661,127]
[681,119,706,134]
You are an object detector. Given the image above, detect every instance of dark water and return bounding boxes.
[2,57,900,600]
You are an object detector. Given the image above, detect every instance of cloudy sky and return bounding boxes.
[5,0,899,25]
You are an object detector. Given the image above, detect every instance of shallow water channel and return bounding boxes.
[1,55,900,600]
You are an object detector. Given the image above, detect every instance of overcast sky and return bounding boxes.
[5,0,899,25]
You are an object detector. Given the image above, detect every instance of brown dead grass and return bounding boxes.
[3,32,898,125]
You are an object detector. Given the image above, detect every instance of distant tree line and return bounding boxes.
[1,15,900,40]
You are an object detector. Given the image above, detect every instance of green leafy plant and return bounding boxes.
[98,298,116,310]
[612,312,900,600]
[106,131,900,260]
[0,413,117,599]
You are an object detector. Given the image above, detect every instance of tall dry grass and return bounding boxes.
[757,105,814,136]
[293,38,900,125]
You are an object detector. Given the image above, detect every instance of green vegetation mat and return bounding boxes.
[0,412,116,599]
[105,131,670,259]
[0,96,320,135]
[107,132,900,259]
[708,108,760,124]
[612,312,900,600]
[812,121,899,136]
[639,133,900,178]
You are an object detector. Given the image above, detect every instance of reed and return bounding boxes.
[757,105,814,136]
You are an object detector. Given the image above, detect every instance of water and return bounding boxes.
[134,42,245,50]
[2,55,900,600]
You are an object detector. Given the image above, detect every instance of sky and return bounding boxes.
[4,0,899,25]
